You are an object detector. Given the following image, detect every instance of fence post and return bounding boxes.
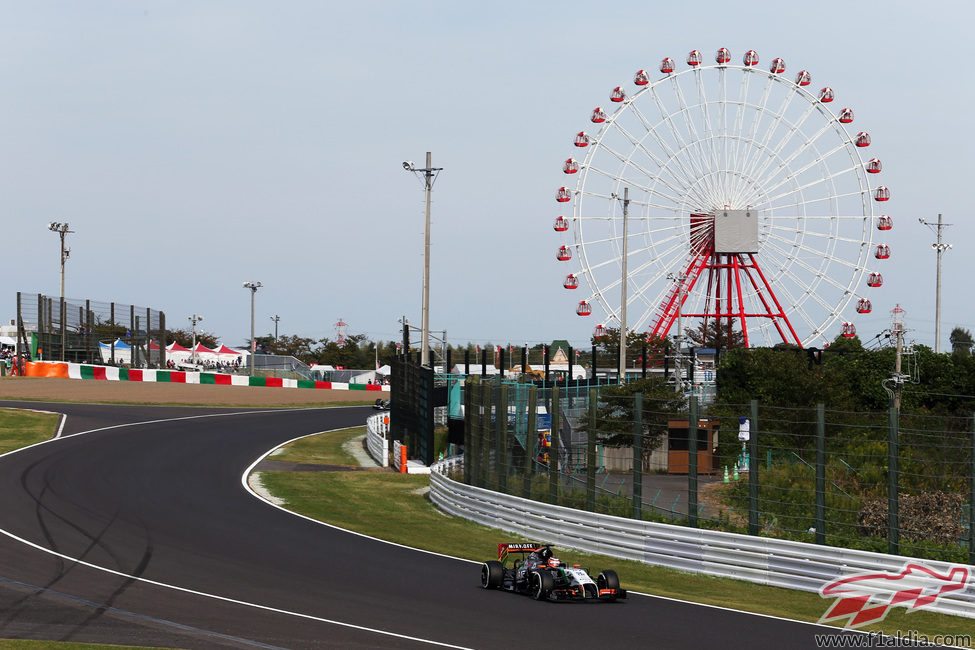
[496,382,508,493]
[587,387,597,512]
[524,385,537,499]
[815,403,826,545]
[888,405,899,556]
[550,385,560,504]
[688,396,698,528]
[970,412,975,566]
[633,393,643,520]
[749,399,759,536]
[463,379,472,485]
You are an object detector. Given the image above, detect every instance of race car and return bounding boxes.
[480,542,626,602]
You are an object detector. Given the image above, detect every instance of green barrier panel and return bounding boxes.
[349,383,367,391]
[80,365,95,379]
[119,368,129,381]
[297,379,315,389]
[248,376,266,387]
[156,371,171,383]
[200,373,216,385]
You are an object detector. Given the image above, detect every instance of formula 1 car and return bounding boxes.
[480,542,626,602]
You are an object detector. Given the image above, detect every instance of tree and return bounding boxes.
[949,327,973,358]
[684,319,745,349]
[580,377,686,466]
[591,327,670,368]
[168,328,219,348]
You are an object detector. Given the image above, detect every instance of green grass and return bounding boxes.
[260,427,975,645]
[0,409,60,454]
[268,426,365,465]
[0,642,162,649]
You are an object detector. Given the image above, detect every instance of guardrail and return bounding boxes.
[429,458,975,620]
[366,413,390,467]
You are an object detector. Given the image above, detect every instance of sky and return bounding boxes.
[2,1,972,353]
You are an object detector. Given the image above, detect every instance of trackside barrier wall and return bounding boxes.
[428,458,975,620]
[366,413,390,467]
[22,362,388,392]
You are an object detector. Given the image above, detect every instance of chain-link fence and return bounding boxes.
[16,292,166,367]
[462,376,975,564]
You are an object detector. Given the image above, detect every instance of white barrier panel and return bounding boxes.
[366,413,389,467]
[428,459,975,620]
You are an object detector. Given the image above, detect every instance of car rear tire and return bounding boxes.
[481,561,504,589]
[597,569,621,601]
[529,570,554,601]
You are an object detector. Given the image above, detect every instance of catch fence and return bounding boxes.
[16,292,166,367]
[462,377,975,565]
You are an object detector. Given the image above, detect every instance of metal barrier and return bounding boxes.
[429,458,975,620]
[366,413,390,467]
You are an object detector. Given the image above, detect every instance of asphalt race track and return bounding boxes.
[0,401,865,649]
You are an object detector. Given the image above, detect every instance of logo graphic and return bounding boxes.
[819,562,969,628]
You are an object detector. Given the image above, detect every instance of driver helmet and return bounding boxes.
[548,557,560,568]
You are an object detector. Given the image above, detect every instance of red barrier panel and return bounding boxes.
[91,366,107,380]
[215,374,232,385]
[265,377,284,388]
[128,369,143,382]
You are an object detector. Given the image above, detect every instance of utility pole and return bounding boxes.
[667,271,687,391]
[613,188,630,382]
[918,214,952,353]
[403,153,443,367]
[883,304,908,411]
[270,314,280,341]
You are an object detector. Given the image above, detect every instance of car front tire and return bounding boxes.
[529,570,554,601]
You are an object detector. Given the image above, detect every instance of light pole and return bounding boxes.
[48,222,73,361]
[270,314,280,341]
[48,221,73,301]
[403,153,443,367]
[188,314,204,366]
[918,214,952,353]
[243,281,262,376]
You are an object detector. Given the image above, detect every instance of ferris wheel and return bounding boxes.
[554,48,891,348]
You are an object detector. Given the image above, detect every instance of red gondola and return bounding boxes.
[716,47,731,64]
[866,158,882,174]
[660,57,675,74]
[577,301,592,317]
[594,323,607,338]
[687,50,702,66]
[574,131,590,147]
[591,107,607,123]
[610,86,626,102]
[634,69,650,86]
[855,132,871,147]
[563,158,580,174]
[563,274,579,289]
[875,244,890,259]
[839,108,854,124]
[867,272,883,287]
[795,70,812,86]
[877,215,893,231]
[556,187,572,203]
[874,186,890,202]
[770,57,786,74]
[553,216,569,232]
[743,49,759,66]
[857,298,873,314]
[557,245,572,261]
[819,87,834,103]
[841,322,857,338]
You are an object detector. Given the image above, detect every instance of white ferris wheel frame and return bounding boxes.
[559,52,888,348]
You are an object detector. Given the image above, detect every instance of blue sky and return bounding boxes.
[2,1,971,352]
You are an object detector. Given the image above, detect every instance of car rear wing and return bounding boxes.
[498,542,546,562]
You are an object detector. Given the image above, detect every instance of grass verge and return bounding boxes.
[260,427,975,646]
[0,409,60,454]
